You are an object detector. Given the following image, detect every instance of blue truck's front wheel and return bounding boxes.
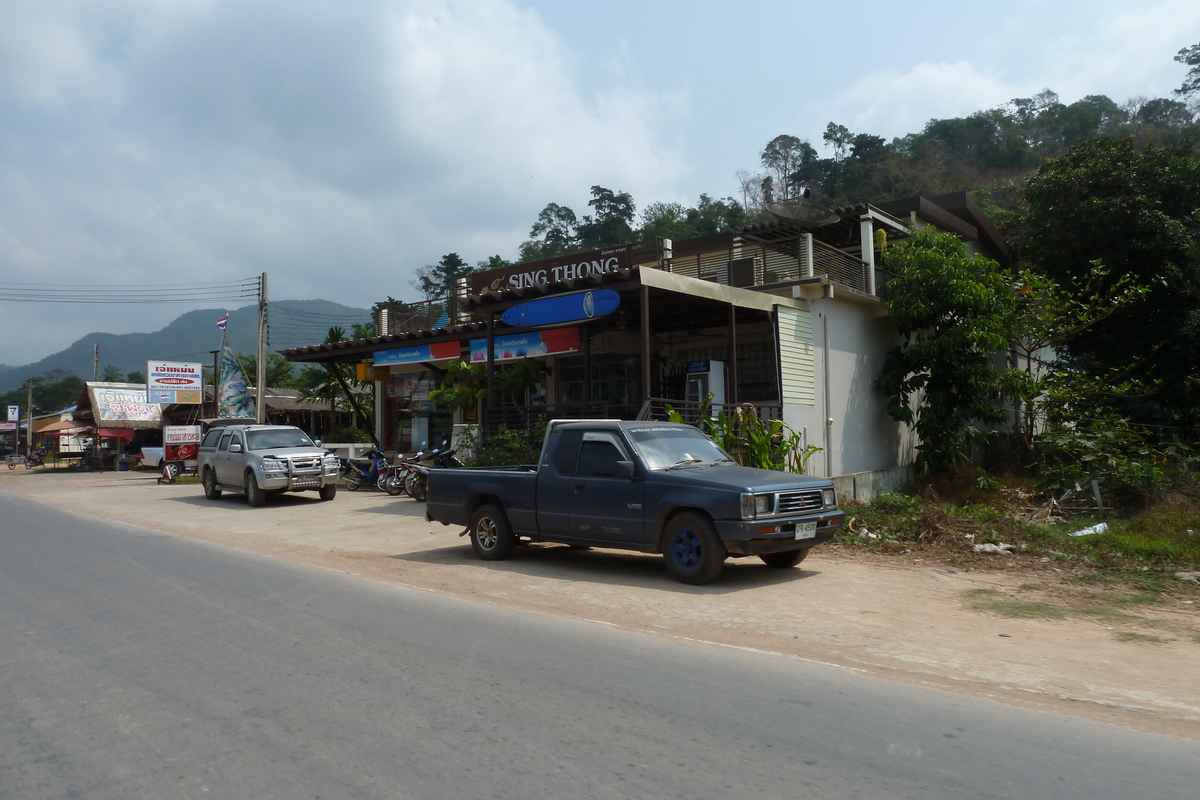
[470,504,517,561]
[662,512,726,584]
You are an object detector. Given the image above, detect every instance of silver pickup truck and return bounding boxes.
[198,424,340,506]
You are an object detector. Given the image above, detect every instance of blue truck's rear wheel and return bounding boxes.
[663,512,726,584]
[470,504,516,561]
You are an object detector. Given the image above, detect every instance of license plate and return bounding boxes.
[795,522,817,540]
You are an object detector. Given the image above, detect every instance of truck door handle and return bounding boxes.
[574,482,585,490]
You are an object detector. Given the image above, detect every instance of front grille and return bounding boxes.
[776,490,823,514]
[289,457,320,470]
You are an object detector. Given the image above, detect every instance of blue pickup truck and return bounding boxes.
[425,420,845,584]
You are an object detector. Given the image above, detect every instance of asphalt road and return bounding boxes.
[2,492,1199,800]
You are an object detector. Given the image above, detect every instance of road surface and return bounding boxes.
[2,492,1198,799]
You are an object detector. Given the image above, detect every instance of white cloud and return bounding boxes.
[816,61,1022,146]
[0,0,684,365]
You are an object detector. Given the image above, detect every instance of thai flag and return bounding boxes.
[216,315,228,331]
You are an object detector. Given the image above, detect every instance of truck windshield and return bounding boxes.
[626,426,732,470]
[246,429,315,451]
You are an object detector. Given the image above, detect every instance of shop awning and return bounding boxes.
[97,428,136,442]
[39,419,91,436]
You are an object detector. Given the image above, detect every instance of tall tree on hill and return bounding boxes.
[1017,137,1200,429]
[518,202,578,261]
[1175,41,1200,97]
[576,185,636,250]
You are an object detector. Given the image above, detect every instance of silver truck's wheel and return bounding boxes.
[202,468,222,499]
[319,483,337,501]
[245,472,267,507]
[469,504,516,561]
[759,547,810,569]
[662,512,726,585]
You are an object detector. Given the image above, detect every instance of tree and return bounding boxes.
[686,194,747,235]
[760,135,819,199]
[1018,138,1200,428]
[297,327,375,442]
[410,253,475,300]
[233,354,300,389]
[577,186,636,250]
[823,123,853,161]
[125,370,145,384]
[101,365,123,382]
[1175,41,1200,97]
[876,228,1025,473]
[638,201,697,242]
[519,202,579,261]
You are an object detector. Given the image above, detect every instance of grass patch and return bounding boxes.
[174,476,201,485]
[967,595,1068,619]
[1113,631,1171,644]
[1190,634,1200,644]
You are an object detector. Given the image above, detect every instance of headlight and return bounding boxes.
[740,493,755,519]
[822,488,836,507]
[261,458,284,472]
[740,493,775,519]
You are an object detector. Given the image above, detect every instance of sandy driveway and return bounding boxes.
[4,466,1198,740]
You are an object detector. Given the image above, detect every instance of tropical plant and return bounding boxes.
[666,396,820,473]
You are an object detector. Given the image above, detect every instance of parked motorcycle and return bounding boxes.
[24,445,49,470]
[405,445,460,502]
[340,449,390,491]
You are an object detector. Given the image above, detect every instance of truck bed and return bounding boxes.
[426,465,539,529]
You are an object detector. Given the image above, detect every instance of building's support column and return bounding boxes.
[640,286,651,404]
[804,233,814,278]
[582,324,592,405]
[727,304,739,405]
[486,312,496,422]
[859,215,876,295]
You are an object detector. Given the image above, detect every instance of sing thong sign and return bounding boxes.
[470,244,631,294]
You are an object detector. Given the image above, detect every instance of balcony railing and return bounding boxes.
[640,234,874,295]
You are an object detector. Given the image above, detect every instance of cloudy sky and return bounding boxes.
[1,0,1198,366]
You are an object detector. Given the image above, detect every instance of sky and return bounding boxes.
[1,0,1198,367]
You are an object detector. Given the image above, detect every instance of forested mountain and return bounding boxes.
[0,299,369,395]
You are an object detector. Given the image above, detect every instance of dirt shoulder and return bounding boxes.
[4,467,1199,740]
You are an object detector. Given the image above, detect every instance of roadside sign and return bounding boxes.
[146,361,203,404]
[163,425,202,462]
[6,405,18,422]
[0,421,16,432]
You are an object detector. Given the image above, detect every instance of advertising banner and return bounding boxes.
[146,361,204,404]
[163,425,202,462]
[94,387,162,423]
[0,421,16,432]
[468,327,580,363]
[373,340,460,367]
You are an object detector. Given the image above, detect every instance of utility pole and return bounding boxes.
[209,349,220,419]
[93,344,99,382]
[256,272,268,424]
[25,380,33,456]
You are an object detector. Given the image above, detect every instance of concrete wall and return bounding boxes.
[832,464,915,504]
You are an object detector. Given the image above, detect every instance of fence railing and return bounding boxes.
[635,397,784,424]
[482,401,613,433]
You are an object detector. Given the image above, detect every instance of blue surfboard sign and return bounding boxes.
[501,289,621,327]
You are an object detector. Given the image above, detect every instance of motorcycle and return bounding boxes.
[24,445,49,470]
[405,445,460,502]
[339,449,390,491]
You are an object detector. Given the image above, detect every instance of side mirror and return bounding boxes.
[615,460,636,479]
[229,443,243,453]
[314,439,323,447]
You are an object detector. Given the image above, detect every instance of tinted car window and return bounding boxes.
[217,433,232,452]
[201,429,222,448]
[247,429,315,450]
[577,440,624,478]
[552,430,583,476]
